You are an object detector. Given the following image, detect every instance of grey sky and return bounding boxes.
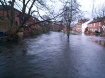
[78,0,105,18]
[46,0,105,19]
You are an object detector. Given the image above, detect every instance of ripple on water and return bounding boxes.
[0,32,105,78]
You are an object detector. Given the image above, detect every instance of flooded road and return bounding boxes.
[0,32,105,78]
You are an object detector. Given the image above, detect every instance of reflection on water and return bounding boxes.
[0,32,105,78]
[82,33,105,47]
[87,37,105,47]
[93,40,105,47]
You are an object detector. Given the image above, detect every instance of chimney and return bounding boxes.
[97,17,99,19]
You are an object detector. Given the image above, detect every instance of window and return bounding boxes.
[95,29,97,31]
[98,29,100,32]
[94,23,95,27]
[99,22,101,26]
[91,24,92,27]
[93,29,94,32]
[92,29,93,32]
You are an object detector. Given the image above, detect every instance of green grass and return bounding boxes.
[62,31,77,35]
[70,33,77,35]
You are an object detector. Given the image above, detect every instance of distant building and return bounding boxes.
[82,19,93,33]
[75,24,82,33]
[87,17,105,35]
[51,21,64,31]
[72,19,89,33]
[87,17,102,32]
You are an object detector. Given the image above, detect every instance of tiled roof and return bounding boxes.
[0,5,21,12]
[88,17,103,24]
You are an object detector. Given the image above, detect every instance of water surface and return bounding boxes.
[0,32,105,78]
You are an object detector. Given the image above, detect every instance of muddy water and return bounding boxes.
[0,32,105,78]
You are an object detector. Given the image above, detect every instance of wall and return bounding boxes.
[87,22,102,32]
[75,24,82,33]
[82,19,93,33]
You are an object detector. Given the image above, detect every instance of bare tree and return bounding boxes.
[0,0,52,36]
[96,4,105,17]
[92,0,95,18]
[61,0,80,41]
[0,0,81,39]
[0,0,68,37]
[91,0,105,18]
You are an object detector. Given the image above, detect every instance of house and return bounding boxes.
[82,19,92,33]
[51,21,64,31]
[72,19,89,33]
[87,17,102,33]
[74,24,82,33]
[86,17,105,36]
[0,5,40,37]
[0,5,20,28]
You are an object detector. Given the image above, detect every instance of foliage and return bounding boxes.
[63,31,77,35]
[95,30,100,33]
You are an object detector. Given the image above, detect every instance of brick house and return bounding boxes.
[0,5,39,37]
[72,19,89,33]
[0,5,20,31]
[87,17,102,33]
[72,26,76,32]
[87,17,105,35]
[75,24,82,33]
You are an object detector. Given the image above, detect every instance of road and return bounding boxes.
[0,32,105,78]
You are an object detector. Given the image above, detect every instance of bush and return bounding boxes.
[95,31,100,33]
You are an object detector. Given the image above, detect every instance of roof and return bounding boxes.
[0,5,11,10]
[88,17,103,24]
[0,5,21,12]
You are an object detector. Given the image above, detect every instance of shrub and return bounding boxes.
[95,30,100,33]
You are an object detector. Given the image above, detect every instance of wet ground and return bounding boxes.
[0,32,105,78]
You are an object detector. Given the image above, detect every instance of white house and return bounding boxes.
[82,19,93,33]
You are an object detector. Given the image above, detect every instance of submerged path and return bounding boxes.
[0,32,105,78]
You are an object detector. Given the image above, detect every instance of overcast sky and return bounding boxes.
[46,0,105,19]
[78,0,105,19]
